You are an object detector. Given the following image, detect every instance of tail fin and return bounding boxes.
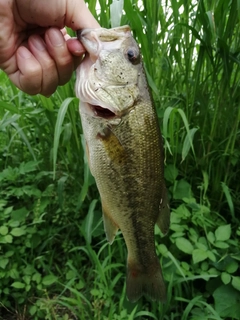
[126,261,166,303]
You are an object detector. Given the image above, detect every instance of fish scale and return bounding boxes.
[75,25,170,303]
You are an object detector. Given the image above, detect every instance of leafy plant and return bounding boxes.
[0,0,240,319]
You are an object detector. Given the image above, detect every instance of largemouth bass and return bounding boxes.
[75,26,170,303]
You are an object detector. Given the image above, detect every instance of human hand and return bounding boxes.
[0,0,99,96]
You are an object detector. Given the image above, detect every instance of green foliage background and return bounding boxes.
[0,0,240,319]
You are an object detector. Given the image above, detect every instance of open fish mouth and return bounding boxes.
[91,105,116,119]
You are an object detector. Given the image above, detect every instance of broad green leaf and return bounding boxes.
[32,273,41,284]
[214,241,229,249]
[232,276,240,291]
[8,268,19,279]
[29,305,37,316]
[175,237,193,254]
[42,275,58,286]
[11,207,28,221]
[23,275,31,285]
[213,284,240,318]
[0,258,9,269]
[165,164,178,183]
[19,161,39,174]
[221,272,231,284]
[3,234,12,243]
[22,185,41,197]
[157,244,168,257]
[4,206,13,216]
[181,261,190,271]
[192,249,208,264]
[66,270,76,280]
[10,228,26,237]
[226,260,239,274]
[207,251,216,262]
[215,224,231,241]
[207,231,215,244]
[170,211,181,223]
[8,220,20,228]
[11,282,25,289]
[37,284,42,291]
[5,250,14,258]
[173,179,192,200]
[201,261,209,271]
[0,226,8,236]
[196,242,207,251]
[91,288,100,296]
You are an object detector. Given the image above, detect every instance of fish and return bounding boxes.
[75,26,170,303]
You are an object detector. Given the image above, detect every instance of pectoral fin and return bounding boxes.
[102,201,119,244]
[156,188,170,235]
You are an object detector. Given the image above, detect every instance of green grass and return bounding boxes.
[0,0,240,319]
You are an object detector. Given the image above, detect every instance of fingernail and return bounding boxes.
[18,47,32,59]
[31,36,46,51]
[48,28,64,47]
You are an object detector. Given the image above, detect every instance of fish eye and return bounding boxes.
[126,48,140,65]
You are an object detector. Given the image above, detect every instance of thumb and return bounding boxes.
[64,0,100,30]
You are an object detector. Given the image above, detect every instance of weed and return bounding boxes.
[0,0,240,319]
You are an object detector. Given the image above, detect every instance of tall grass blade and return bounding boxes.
[221,182,235,220]
[84,199,98,244]
[180,295,205,320]
[182,127,198,162]
[11,123,37,161]
[53,97,77,179]
[110,0,124,27]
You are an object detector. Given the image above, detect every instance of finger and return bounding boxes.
[61,28,67,36]
[66,38,85,56]
[9,46,43,95]
[65,0,100,30]
[28,34,59,96]
[44,28,81,85]
[16,0,100,29]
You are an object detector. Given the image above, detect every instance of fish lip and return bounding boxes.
[76,29,102,59]
[76,26,131,41]
[76,29,83,40]
[76,26,132,57]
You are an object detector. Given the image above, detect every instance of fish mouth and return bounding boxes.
[91,105,116,119]
[76,26,131,58]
